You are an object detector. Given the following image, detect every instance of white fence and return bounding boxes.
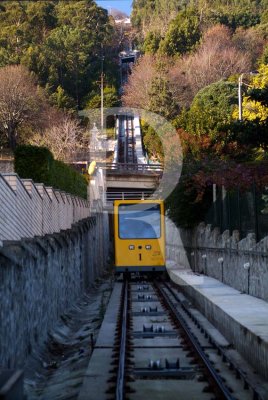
[0,173,90,246]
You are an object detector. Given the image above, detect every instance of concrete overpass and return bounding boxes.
[98,162,163,203]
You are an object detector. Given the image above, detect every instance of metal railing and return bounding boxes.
[106,191,154,202]
[99,162,163,173]
[206,184,268,241]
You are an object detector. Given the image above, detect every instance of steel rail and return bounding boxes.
[165,281,264,400]
[101,162,164,171]
[155,281,235,400]
[116,281,128,400]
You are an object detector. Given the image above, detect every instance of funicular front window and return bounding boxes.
[118,203,161,239]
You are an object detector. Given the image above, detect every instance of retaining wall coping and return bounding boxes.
[0,216,93,259]
[62,192,71,204]
[45,236,57,252]
[72,196,78,206]
[46,187,59,202]
[60,192,69,204]
[167,264,268,379]
[0,174,16,194]
[35,183,52,201]
[49,233,65,248]
[21,179,43,200]
[3,174,32,199]
[0,245,23,267]
[54,190,63,201]
[32,237,49,254]
[238,233,256,250]
[18,241,38,260]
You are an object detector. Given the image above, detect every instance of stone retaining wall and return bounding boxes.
[166,219,268,301]
[0,214,109,369]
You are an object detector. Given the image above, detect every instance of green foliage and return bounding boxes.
[131,0,182,30]
[14,145,87,198]
[204,10,260,30]
[49,85,76,109]
[148,75,178,120]
[165,164,212,228]
[84,86,120,109]
[0,1,117,109]
[143,31,162,54]
[261,44,268,64]
[181,81,238,137]
[14,145,53,184]
[49,159,87,199]
[130,0,268,230]
[141,120,163,161]
[132,0,266,36]
[224,120,268,152]
[159,9,200,56]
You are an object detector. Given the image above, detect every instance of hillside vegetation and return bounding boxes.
[125,0,268,227]
[0,0,120,154]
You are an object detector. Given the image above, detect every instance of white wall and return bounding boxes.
[0,173,90,246]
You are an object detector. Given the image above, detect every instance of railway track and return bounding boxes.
[108,278,264,400]
[117,115,136,164]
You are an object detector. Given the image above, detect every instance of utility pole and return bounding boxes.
[101,46,104,133]
[238,71,258,121]
[238,73,244,121]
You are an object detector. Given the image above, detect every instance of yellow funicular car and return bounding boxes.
[114,199,166,273]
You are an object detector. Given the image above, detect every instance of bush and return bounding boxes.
[14,145,87,199]
[165,163,213,228]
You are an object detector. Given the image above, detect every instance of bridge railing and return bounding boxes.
[106,191,154,203]
[99,162,164,173]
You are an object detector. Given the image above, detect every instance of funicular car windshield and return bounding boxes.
[118,203,161,239]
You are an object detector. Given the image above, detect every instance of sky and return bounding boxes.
[96,0,132,16]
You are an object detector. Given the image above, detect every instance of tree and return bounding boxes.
[261,44,268,64]
[122,55,159,109]
[49,85,76,110]
[141,121,163,161]
[169,24,252,106]
[131,0,181,37]
[0,65,43,149]
[148,76,178,120]
[0,1,28,66]
[143,31,162,54]
[237,64,268,121]
[182,80,238,137]
[0,0,117,110]
[85,86,120,109]
[29,114,85,161]
[224,65,268,155]
[159,9,201,56]
[0,1,56,66]
[232,27,265,67]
